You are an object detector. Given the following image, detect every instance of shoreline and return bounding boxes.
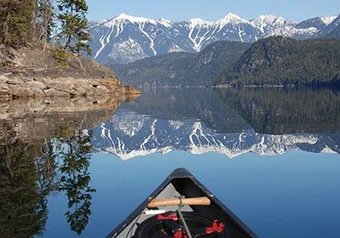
[0,75,141,99]
[0,45,141,99]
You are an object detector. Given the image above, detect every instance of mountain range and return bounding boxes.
[89,13,340,64]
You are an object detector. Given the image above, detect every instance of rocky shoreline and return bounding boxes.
[0,75,141,99]
[0,45,141,99]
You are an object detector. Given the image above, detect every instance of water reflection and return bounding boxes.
[55,129,95,235]
[92,88,340,159]
[0,140,48,238]
[0,96,132,236]
[217,87,340,134]
[0,88,339,236]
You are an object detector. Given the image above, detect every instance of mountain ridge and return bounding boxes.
[113,41,250,87]
[216,36,340,87]
[89,13,339,64]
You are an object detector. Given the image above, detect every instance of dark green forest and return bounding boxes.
[217,36,340,87]
[113,41,250,87]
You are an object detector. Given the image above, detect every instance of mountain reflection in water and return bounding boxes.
[0,88,339,237]
[93,88,340,159]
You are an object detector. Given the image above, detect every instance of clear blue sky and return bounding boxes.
[86,0,339,22]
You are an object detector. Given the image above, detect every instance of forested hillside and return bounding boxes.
[217,36,340,87]
[113,41,250,87]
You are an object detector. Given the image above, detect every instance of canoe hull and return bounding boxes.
[107,168,258,238]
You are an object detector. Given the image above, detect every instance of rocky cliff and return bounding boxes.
[0,45,141,99]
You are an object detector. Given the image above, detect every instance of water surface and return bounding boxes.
[0,88,339,237]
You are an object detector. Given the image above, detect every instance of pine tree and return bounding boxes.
[57,0,91,55]
[0,0,36,47]
[36,0,54,46]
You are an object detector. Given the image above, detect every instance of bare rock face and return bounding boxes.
[0,76,141,99]
[0,45,141,99]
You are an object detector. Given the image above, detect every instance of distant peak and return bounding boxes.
[217,13,249,24]
[157,18,173,27]
[189,17,205,22]
[250,14,293,33]
[189,18,212,25]
[224,13,245,20]
[158,18,172,23]
[115,13,131,19]
[112,13,156,24]
[225,13,241,18]
[256,14,280,18]
[251,15,290,23]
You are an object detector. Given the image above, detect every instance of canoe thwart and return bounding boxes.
[148,196,211,208]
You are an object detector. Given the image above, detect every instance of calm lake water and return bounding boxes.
[1,88,340,238]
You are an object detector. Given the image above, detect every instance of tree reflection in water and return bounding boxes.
[0,139,48,238]
[53,127,96,235]
[0,125,96,237]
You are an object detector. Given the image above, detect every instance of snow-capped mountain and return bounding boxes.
[89,13,340,64]
[250,15,294,34]
[90,110,340,160]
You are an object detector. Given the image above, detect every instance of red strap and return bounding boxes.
[157,214,178,221]
[173,230,188,238]
[206,220,225,234]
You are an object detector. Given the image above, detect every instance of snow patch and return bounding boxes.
[251,15,293,33]
[114,13,157,24]
[138,22,157,56]
[157,18,173,28]
[216,13,249,25]
[321,15,337,25]
[266,26,318,37]
[189,18,212,26]
[187,19,212,51]
[108,38,146,63]
[93,26,114,60]
[321,146,337,154]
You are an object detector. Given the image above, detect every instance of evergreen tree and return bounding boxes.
[0,0,36,47]
[36,0,55,46]
[56,0,91,55]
